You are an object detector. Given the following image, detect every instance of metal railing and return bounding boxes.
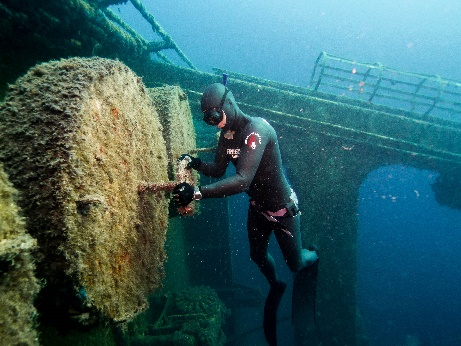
[309,52,461,121]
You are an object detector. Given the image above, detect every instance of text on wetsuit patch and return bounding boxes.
[227,148,240,158]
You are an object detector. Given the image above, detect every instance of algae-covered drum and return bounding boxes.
[0,57,180,323]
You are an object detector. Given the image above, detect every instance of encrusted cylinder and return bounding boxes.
[149,86,199,215]
[0,57,170,322]
[0,164,40,346]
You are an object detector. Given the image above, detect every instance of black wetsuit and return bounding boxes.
[198,116,306,282]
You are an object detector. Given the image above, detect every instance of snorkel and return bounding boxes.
[222,73,228,86]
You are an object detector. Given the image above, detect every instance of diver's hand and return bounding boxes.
[178,154,201,170]
[173,182,194,206]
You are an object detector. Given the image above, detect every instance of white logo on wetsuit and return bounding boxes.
[227,148,240,158]
[245,132,262,150]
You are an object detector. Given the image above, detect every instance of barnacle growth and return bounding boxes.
[148,86,199,215]
[0,164,40,345]
[0,57,170,322]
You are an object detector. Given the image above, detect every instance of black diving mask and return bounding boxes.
[202,88,229,126]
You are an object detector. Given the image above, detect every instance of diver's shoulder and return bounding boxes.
[249,117,273,129]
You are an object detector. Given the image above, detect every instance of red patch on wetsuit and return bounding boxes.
[245,132,261,150]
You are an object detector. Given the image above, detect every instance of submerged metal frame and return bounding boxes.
[309,52,461,119]
[101,0,196,69]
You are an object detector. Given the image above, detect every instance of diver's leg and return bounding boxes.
[274,215,318,273]
[249,208,287,346]
[248,207,280,287]
[280,215,319,341]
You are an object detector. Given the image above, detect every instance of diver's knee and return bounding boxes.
[283,252,303,272]
[250,249,265,265]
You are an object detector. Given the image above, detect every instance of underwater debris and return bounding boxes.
[0,57,172,323]
[130,286,230,346]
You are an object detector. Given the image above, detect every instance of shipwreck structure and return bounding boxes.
[1,0,461,345]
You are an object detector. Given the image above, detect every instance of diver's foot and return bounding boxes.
[302,248,319,267]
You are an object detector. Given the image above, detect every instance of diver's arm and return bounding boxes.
[200,128,267,198]
[197,133,229,178]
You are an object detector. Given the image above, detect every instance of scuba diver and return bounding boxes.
[173,82,318,346]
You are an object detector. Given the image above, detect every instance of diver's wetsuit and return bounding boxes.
[198,116,306,285]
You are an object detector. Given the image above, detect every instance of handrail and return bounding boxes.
[309,52,461,120]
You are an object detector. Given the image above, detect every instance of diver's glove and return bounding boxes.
[178,154,201,170]
[173,182,194,206]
